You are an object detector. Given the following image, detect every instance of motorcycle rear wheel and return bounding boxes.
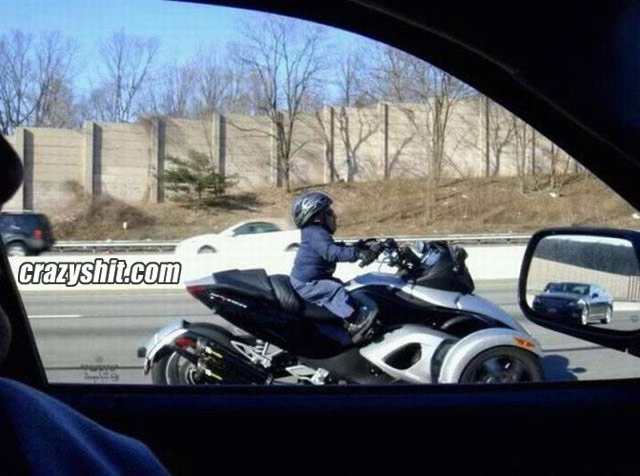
[152,328,237,385]
[152,352,206,385]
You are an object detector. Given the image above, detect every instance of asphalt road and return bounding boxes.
[20,281,640,384]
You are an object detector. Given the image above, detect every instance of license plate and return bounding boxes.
[548,308,557,313]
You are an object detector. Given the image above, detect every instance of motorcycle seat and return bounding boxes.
[211,270,338,321]
[269,275,339,321]
[211,269,276,301]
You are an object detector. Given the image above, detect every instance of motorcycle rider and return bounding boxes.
[290,191,380,342]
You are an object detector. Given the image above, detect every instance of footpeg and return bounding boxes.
[286,365,329,385]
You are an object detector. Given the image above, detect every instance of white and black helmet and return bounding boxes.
[292,191,332,228]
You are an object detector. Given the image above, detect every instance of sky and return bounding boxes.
[0,0,368,94]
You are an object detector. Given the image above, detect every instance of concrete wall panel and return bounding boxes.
[2,100,581,210]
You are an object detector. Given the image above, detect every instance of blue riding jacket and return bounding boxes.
[290,225,358,283]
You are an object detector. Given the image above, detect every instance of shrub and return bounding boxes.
[163,150,237,207]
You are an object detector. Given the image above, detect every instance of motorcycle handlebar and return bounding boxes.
[358,238,399,268]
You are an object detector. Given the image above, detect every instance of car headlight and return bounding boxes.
[576,299,586,307]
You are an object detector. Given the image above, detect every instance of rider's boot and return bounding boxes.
[345,301,377,344]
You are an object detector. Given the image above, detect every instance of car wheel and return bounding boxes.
[601,305,613,324]
[285,244,300,252]
[459,346,544,383]
[581,305,590,325]
[197,245,216,254]
[6,242,27,257]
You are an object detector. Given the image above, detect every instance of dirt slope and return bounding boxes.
[52,174,639,241]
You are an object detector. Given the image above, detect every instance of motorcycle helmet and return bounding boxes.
[292,191,333,229]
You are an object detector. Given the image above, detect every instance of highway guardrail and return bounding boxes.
[49,233,532,254]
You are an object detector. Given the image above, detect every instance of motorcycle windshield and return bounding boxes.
[416,243,475,294]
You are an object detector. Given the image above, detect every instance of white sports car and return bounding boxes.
[174,220,301,255]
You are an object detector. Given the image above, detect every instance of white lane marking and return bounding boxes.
[29,314,83,319]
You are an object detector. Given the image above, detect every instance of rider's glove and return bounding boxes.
[358,242,383,266]
[354,238,378,251]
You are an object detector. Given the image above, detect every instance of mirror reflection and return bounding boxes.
[527,235,640,331]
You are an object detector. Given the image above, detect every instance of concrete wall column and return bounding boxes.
[269,113,283,187]
[211,112,224,177]
[83,121,102,198]
[149,118,165,203]
[83,121,95,198]
[379,103,389,179]
[323,106,336,183]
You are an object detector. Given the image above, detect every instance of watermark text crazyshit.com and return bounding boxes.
[17,259,181,287]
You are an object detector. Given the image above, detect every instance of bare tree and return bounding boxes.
[89,31,159,122]
[337,107,379,182]
[530,129,537,175]
[194,47,253,115]
[486,99,515,176]
[549,143,563,190]
[138,45,253,118]
[32,33,78,127]
[311,107,342,182]
[141,63,197,117]
[335,48,379,182]
[548,143,581,192]
[233,15,328,192]
[0,31,77,134]
[0,31,35,134]
[511,114,531,193]
[484,96,490,177]
[373,46,472,219]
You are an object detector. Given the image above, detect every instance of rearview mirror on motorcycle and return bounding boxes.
[519,228,640,356]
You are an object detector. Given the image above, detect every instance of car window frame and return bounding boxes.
[232,223,256,236]
[251,222,280,233]
[1,0,639,393]
[2,2,640,472]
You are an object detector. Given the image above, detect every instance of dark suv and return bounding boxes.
[0,212,55,257]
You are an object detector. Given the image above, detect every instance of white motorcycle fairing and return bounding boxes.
[347,272,526,332]
[348,272,542,384]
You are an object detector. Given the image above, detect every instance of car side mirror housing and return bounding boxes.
[519,227,640,356]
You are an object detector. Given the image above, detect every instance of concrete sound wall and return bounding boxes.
[98,122,154,202]
[224,114,272,190]
[1,98,576,213]
[289,114,325,187]
[29,128,84,210]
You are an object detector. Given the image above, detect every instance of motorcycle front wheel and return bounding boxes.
[459,346,544,383]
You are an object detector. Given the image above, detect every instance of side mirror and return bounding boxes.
[412,240,428,255]
[519,228,640,356]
